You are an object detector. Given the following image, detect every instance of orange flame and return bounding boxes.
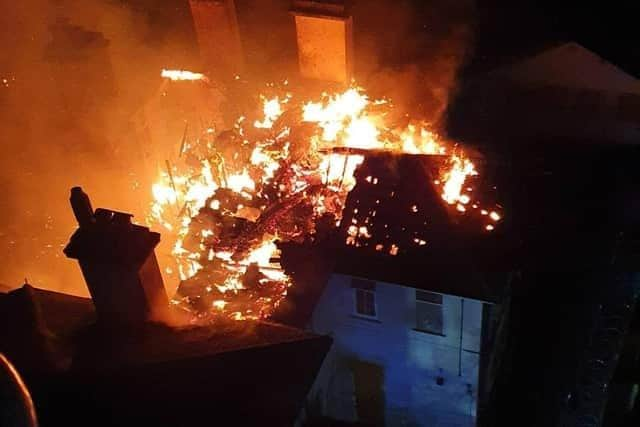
[148,75,503,320]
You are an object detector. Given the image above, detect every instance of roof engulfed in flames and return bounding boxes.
[148,70,502,322]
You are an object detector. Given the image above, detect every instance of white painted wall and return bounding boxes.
[308,273,485,427]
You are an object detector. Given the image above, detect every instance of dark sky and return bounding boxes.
[472,0,640,76]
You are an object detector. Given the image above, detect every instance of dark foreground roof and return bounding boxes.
[59,323,330,427]
[1,285,331,427]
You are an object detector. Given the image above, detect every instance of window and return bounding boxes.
[352,278,376,318]
[415,290,443,335]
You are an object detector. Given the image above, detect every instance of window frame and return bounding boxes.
[415,290,444,336]
[352,278,378,319]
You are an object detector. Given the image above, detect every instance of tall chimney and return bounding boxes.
[64,188,169,326]
[291,1,353,83]
[188,0,244,76]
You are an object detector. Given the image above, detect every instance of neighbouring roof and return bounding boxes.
[64,320,330,427]
[0,284,332,426]
[72,317,327,370]
[489,42,640,94]
[0,285,96,374]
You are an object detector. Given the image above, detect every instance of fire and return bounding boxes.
[441,154,478,205]
[148,73,502,321]
[254,96,286,129]
[161,69,207,81]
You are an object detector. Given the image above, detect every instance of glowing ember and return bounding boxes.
[161,69,207,81]
[148,74,502,321]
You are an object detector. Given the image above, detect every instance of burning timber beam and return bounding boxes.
[188,0,244,76]
[64,187,169,326]
[291,1,353,83]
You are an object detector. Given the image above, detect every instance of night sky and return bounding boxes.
[472,0,640,75]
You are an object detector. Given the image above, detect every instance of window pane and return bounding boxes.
[365,291,376,316]
[416,290,442,304]
[356,289,365,314]
[355,289,376,317]
[416,302,443,334]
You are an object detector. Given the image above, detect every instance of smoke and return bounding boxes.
[0,0,196,295]
[354,0,475,130]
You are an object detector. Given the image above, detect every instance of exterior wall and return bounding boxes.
[308,273,485,426]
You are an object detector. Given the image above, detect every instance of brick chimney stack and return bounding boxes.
[64,187,169,326]
[188,0,244,76]
[291,1,353,83]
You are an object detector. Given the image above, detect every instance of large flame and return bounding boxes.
[148,76,501,321]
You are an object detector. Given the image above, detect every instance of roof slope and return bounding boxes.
[491,42,640,94]
[1,285,332,426]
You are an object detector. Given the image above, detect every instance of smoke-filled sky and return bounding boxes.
[0,0,199,295]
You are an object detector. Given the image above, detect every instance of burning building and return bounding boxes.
[133,2,510,426]
[13,2,640,427]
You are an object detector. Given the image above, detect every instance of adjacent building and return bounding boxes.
[308,272,508,427]
[451,42,640,146]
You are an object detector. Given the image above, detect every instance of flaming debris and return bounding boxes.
[161,69,208,82]
[148,72,502,321]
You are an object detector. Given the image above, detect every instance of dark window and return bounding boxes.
[352,279,376,317]
[416,290,443,304]
[416,290,443,334]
